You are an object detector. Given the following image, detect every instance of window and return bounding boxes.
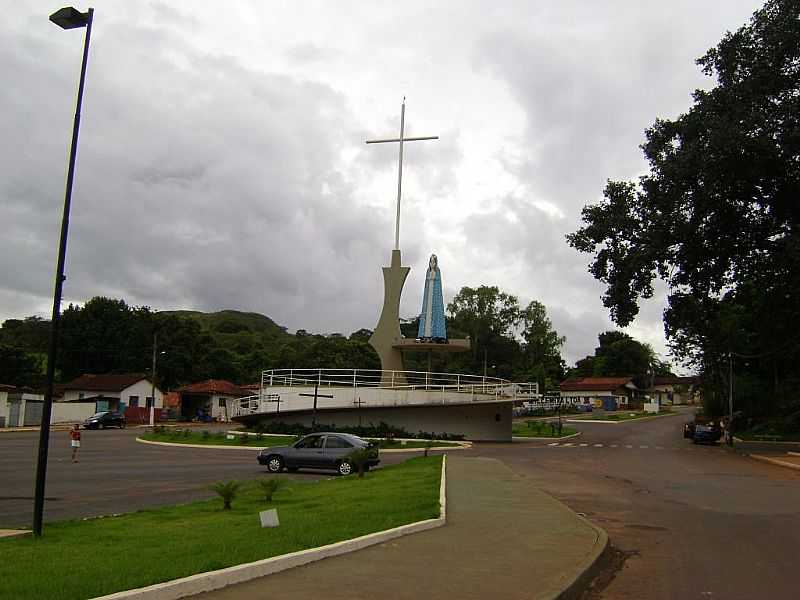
[145,397,154,408]
[129,396,139,408]
[295,435,324,449]
[218,398,226,408]
[325,436,353,449]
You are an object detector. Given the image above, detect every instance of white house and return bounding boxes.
[61,373,164,413]
[559,377,638,410]
[652,376,702,405]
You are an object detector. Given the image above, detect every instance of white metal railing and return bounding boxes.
[260,368,511,391]
[230,369,540,419]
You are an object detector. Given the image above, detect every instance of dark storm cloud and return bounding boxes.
[0,6,390,336]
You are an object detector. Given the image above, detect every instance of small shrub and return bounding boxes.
[182,428,191,438]
[257,478,286,502]
[348,447,373,478]
[423,439,435,457]
[210,481,240,510]
[201,430,211,440]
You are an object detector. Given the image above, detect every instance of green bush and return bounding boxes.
[257,478,286,502]
[210,481,240,510]
[201,430,211,440]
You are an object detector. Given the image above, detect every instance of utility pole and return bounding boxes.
[150,333,157,426]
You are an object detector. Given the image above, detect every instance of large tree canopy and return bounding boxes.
[567,0,800,416]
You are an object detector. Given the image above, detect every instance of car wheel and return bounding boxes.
[101,423,106,430]
[266,456,284,473]
[120,422,125,429]
[337,460,354,476]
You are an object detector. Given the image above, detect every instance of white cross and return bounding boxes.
[366,97,438,251]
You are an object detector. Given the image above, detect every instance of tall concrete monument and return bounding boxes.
[366,100,469,383]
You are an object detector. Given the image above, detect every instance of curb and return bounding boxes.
[91,455,447,600]
[750,454,800,472]
[551,519,609,600]
[512,432,582,442]
[136,438,266,451]
[136,437,469,453]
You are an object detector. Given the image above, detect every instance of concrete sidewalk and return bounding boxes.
[191,455,607,600]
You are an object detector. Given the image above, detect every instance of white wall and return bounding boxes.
[242,401,513,441]
[0,390,8,423]
[121,380,163,408]
[52,402,96,423]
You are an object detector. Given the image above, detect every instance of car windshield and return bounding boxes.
[90,412,108,418]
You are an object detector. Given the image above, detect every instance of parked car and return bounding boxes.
[257,432,379,476]
[684,419,722,444]
[83,411,126,429]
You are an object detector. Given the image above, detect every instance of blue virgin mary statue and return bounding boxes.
[417,254,447,342]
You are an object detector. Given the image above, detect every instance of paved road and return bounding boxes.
[486,408,800,600]
[3,410,799,600]
[0,426,410,528]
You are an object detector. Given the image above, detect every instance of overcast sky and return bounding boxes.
[1,1,763,370]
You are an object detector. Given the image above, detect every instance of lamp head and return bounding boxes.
[49,7,91,29]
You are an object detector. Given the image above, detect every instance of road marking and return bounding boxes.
[610,444,618,448]
[640,445,649,449]
[594,444,603,447]
[562,443,574,447]
[547,443,559,446]
[625,445,633,448]
[579,443,589,447]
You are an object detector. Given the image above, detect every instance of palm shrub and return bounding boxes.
[347,447,373,478]
[210,481,240,510]
[257,478,286,502]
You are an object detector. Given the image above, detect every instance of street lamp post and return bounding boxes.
[149,334,166,426]
[33,6,94,537]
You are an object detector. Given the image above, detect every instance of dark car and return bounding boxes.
[257,432,379,476]
[83,411,126,429]
[685,418,722,444]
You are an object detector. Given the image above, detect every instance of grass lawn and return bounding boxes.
[737,430,800,442]
[571,410,675,421]
[512,421,578,438]
[0,456,442,600]
[141,430,297,447]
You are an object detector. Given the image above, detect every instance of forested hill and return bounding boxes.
[0,300,379,390]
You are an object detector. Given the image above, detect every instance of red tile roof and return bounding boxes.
[176,379,249,397]
[560,377,634,392]
[62,373,151,392]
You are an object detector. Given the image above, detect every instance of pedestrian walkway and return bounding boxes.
[191,456,606,600]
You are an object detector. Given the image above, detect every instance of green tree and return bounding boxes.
[517,301,567,391]
[569,331,672,389]
[447,286,520,363]
[0,344,41,388]
[567,0,800,416]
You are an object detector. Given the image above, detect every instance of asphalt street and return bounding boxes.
[0,425,409,528]
[487,408,800,600]
[2,409,799,599]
